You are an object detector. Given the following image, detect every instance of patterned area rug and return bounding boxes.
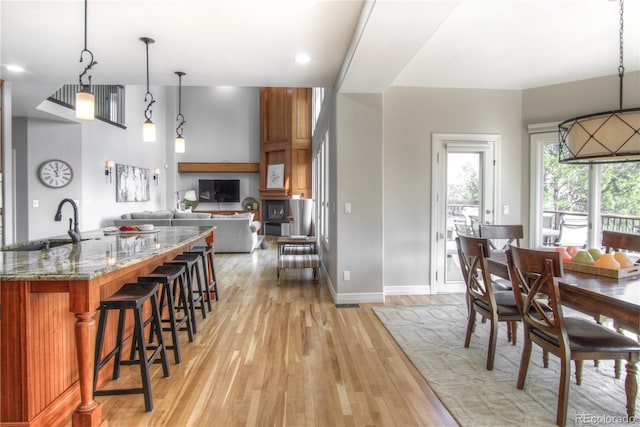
[372,304,635,427]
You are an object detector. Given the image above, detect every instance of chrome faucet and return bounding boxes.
[54,198,81,243]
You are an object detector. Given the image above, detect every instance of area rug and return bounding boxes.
[372,304,635,427]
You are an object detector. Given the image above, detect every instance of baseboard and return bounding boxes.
[384,285,431,295]
[334,292,385,304]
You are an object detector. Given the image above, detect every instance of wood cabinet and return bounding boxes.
[259,87,312,200]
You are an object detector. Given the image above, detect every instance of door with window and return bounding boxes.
[431,133,499,293]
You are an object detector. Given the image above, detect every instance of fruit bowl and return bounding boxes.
[137,224,154,231]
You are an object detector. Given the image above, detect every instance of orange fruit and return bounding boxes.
[555,247,572,262]
[593,253,621,269]
[614,252,635,268]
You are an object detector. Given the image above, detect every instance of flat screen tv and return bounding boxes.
[198,179,240,203]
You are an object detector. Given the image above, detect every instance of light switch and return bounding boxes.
[344,203,352,214]
[32,200,39,208]
[503,205,509,215]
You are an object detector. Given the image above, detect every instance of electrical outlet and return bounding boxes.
[344,203,352,214]
[343,271,351,281]
[32,200,39,208]
[503,205,509,215]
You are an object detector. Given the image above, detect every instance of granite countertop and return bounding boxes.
[0,226,215,281]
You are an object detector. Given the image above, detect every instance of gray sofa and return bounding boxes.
[113,210,262,253]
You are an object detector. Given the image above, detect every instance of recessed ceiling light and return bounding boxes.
[295,53,311,64]
[6,64,25,72]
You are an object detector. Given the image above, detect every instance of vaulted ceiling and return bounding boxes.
[2,0,639,116]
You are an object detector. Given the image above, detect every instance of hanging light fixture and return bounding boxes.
[75,0,98,120]
[140,37,156,142]
[175,71,187,153]
[558,0,640,164]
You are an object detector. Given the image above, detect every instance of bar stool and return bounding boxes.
[138,263,193,364]
[186,244,219,308]
[93,282,170,412]
[166,253,206,333]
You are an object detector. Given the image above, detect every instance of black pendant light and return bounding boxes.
[175,71,186,153]
[140,36,156,142]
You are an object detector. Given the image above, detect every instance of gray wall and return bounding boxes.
[172,86,260,212]
[335,93,384,303]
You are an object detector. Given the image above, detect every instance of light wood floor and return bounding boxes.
[87,236,462,426]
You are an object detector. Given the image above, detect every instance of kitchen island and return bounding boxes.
[0,226,215,427]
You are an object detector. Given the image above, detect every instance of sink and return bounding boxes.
[2,238,96,251]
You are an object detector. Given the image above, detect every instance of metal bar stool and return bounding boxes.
[186,244,219,308]
[137,263,193,364]
[166,253,206,333]
[93,282,170,412]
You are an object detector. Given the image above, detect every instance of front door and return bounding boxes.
[431,133,499,293]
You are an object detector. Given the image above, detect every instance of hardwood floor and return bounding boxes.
[86,236,461,426]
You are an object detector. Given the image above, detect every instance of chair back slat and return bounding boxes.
[456,236,495,306]
[506,246,566,345]
[602,230,640,253]
[478,224,523,250]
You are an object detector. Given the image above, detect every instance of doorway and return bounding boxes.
[431,133,500,293]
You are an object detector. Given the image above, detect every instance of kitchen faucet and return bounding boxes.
[54,198,81,243]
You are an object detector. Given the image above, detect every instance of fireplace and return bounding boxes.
[263,199,290,235]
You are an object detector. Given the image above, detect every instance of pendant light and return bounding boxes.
[558,0,640,164]
[140,37,156,142]
[175,71,186,153]
[75,0,98,120]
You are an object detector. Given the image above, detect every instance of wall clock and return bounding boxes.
[38,159,73,188]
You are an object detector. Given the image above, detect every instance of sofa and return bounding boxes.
[113,210,262,253]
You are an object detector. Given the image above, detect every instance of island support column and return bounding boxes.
[71,311,104,427]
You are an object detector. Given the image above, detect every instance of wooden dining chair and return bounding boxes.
[507,245,640,426]
[456,235,520,370]
[478,224,523,251]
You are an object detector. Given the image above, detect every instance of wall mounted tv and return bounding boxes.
[198,179,240,203]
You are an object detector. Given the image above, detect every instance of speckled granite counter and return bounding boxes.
[0,226,215,427]
[1,226,214,281]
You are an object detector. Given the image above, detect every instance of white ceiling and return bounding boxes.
[2,0,639,115]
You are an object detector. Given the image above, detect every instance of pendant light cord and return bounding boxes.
[78,0,97,88]
[618,0,624,110]
[176,72,186,137]
[142,37,155,121]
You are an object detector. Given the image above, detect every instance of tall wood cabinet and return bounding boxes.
[259,87,312,201]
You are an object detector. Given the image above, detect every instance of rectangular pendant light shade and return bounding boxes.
[175,136,185,153]
[143,119,156,142]
[75,89,95,120]
[559,109,640,163]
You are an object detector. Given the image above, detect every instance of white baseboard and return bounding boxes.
[384,285,432,295]
[334,292,385,304]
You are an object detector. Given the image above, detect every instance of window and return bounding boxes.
[530,128,640,249]
[313,129,329,246]
[312,87,325,135]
